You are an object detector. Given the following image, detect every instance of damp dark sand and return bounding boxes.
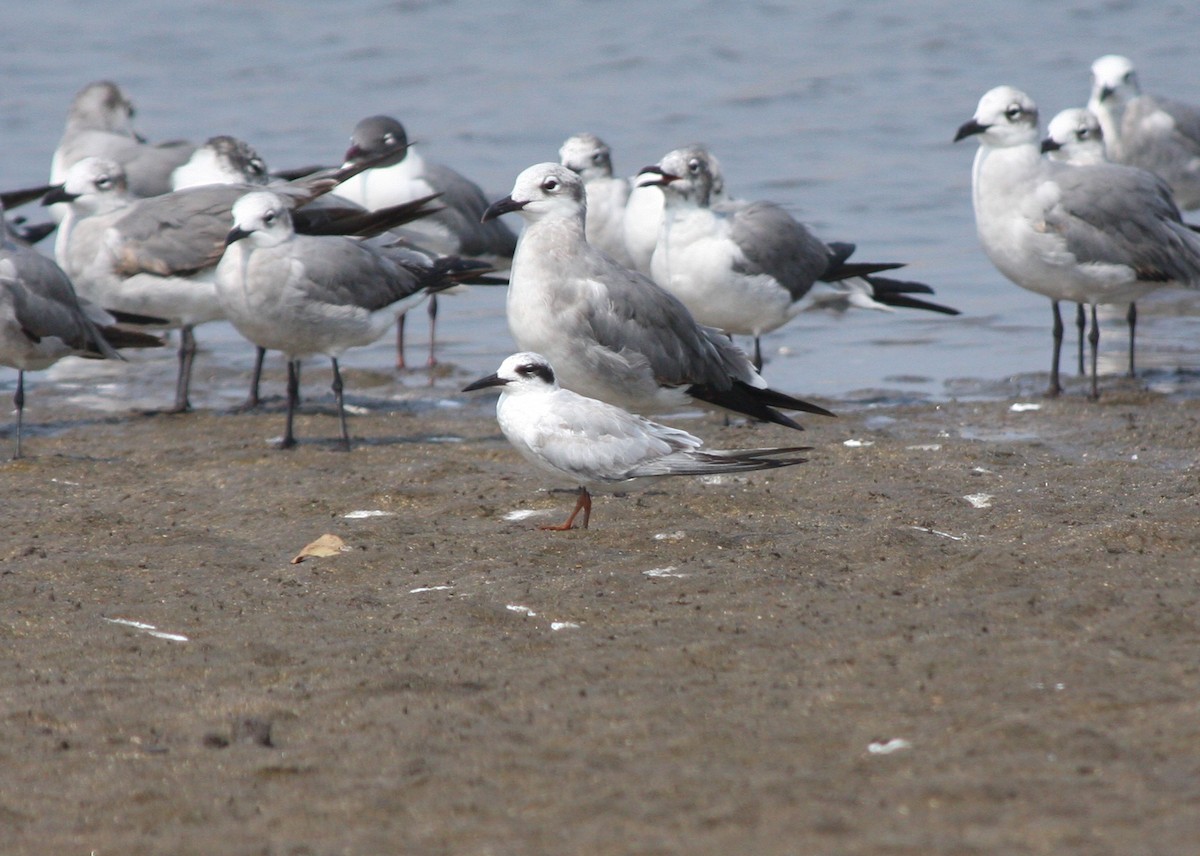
[2,365,1199,855]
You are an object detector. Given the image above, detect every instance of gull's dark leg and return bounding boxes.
[280,359,300,449]
[753,335,764,372]
[1048,301,1064,397]
[13,370,25,459]
[426,295,439,368]
[1126,302,1137,378]
[395,314,408,370]
[169,325,197,413]
[1075,303,1086,375]
[1088,304,1101,401]
[331,357,350,451]
[232,346,267,413]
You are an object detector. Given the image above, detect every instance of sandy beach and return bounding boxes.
[2,361,1199,854]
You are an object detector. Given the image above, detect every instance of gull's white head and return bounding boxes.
[173,135,269,190]
[1042,108,1106,165]
[225,191,295,249]
[954,86,1040,149]
[66,80,137,135]
[463,352,559,396]
[559,133,615,183]
[1090,54,1139,106]
[482,163,586,225]
[641,144,722,208]
[45,157,130,215]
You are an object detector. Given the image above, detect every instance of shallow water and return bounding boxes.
[4,0,1200,411]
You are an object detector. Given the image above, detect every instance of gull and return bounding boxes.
[170,135,270,191]
[1042,108,1138,377]
[217,190,468,450]
[558,133,635,267]
[49,81,195,211]
[463,352,811,530]
[623,148,729,275]
[954,85,1200,399]
[1,202,160,457]
[640,145,959,369]
[481,163,834,429]
[337,115,518,368]
[1089,55,1200,210]
[45,153,431,413]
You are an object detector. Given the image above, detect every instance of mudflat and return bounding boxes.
[2,367,1198,855]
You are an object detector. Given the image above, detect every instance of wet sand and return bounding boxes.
[2,364,1200,855]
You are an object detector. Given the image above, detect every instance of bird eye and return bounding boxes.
[1004,104,1024,121]
[383,133,396,146]
[263,211,276,224]
[249,158,266,177]
[688,158,702,173]
[542,177,559,192]
[96,176,112,189]
[516,363,535,375]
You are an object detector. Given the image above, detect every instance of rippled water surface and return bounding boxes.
[3,0,1199,410]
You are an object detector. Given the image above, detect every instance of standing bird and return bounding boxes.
[49,81,195,214]
[481,163,833,429]
[640,145,957,369]
[1088,55,1200,210]
[558,133,635,267]
[0,204,160,457]
[336,115,518,368]
[954,85,1200,399]
[1041,108,1138,378]
[217,190,468,449]
[464,352,810,531]
[46,153,429,413]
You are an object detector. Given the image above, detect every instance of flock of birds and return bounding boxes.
[3,54,1200,528]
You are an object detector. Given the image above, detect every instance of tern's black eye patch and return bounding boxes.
[517,362,555,385]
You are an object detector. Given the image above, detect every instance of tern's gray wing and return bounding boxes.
[284,235,429,311]
[1047,163,1200,284]
[577,253,753,390]
[522,390,701,483]
[723,200,831,301]
[422,162,518,258]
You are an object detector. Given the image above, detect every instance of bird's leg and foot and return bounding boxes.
[395,313,408,371]
[753,335,764,373]
[1126,302,1137,378]
[1088,304,1101,401]
[425,295,439,369]
[167,325,197,414]
[1047,301,1064,397]
[539,486,592,531]
[1075,303,1086,375]
[279,359,300,449]
[12,370,25,459]
[331,357,351,451]
[231,346,267,413]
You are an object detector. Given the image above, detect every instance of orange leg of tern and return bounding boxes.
[540,486,592,531]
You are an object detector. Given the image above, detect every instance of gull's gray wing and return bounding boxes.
[723,200,831,301]
[282,235,433,312]
[59,131,196,198]
[0,245,119,359]
[1046,161,1200,284]
[107,185,246,276]
[575,252,752,390]
[422,162,518,258]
